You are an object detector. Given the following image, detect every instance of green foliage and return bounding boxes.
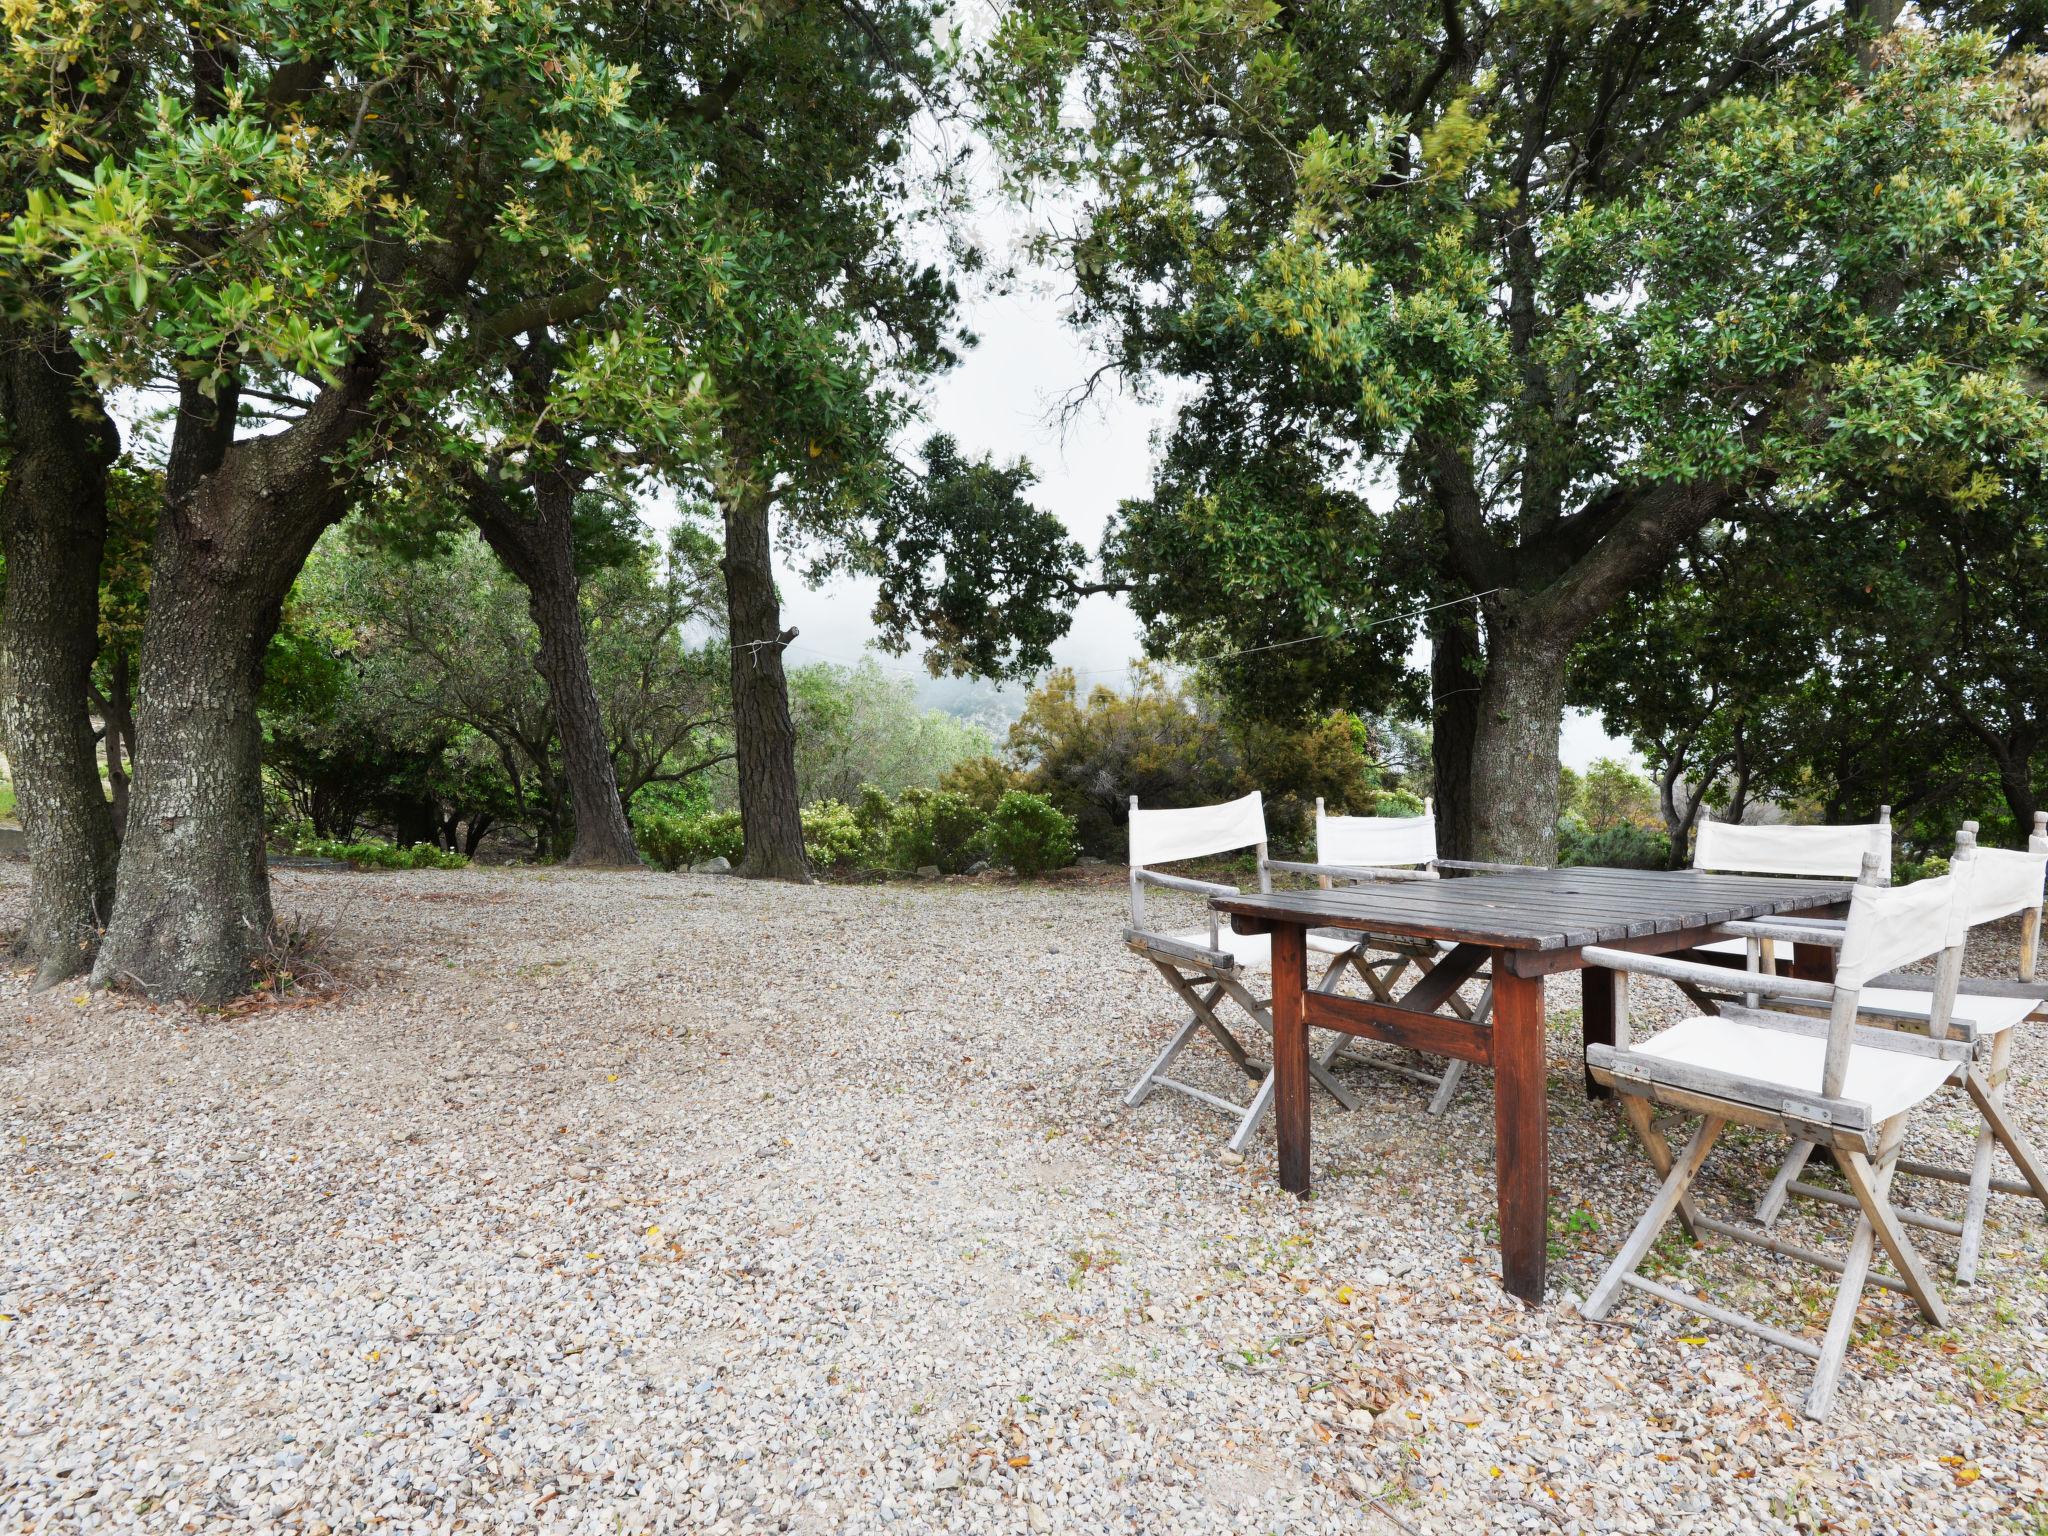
[292,838,468,872]
[801,800,872,869]
[1557,822,1670,872]
[275,524,727,858]
[787,660,992,804]
[1573,759,1660,835]
[982,8,2048,862]
[984,791,1078,876]
[634,810,744,872]
[1005,667,1412,856]
[1008,666,1240,856]
[886,788,988,874]
[863,433,1086,680]
[939,754,1023,813]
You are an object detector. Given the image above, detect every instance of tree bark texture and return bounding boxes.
[92,367,375,1002]
[1465,605,1570,867]
[1427,601,1484,861]
[0,338,120,986]
[467,475,642,868]
[721,481,810,882]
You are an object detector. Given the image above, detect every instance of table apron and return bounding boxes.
[1501,906,1847,979]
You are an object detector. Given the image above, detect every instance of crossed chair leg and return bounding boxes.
[1124,952,1361,1154]
[1755,1034,2048,1283]
[1317,945,1492,1115]
[1583,1100,1948,1421]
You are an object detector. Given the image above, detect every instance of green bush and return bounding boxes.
[1557,818,1670,870]
[802,800,874,868]
[1372,787,1427,817]
[634,809,744,871]
[293,837,468,870]
[888,788,987,873]
[939,753,1021,812]
[984,790,1078,875]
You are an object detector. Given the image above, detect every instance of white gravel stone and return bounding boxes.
[0,863,2040,1534]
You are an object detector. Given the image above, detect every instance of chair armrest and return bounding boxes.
[1124,928,1236,971]
[1433,858,1547,874]
[1580,944,1837,1003]
[1263,858,1437,884]
[1861,970,2048,1001]
[1721,918,1847,948]
[1134,868,1239,898]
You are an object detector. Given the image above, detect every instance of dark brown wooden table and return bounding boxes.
[1212,866,1849,1305]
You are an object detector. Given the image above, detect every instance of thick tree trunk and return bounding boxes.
[1428,603,1484,861]
[1464,608,1570,866]
[0,340,120,986]
[92,368,374,1002]
[468,479,642,868]
[722,482,810,882]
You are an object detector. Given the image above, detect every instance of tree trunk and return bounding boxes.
[92,368,374,1002]
[467,477,643,867]
[722,481,810,882]
[0,339,120,987]
[1428,602,1484,861]
[1464,607,1570,866]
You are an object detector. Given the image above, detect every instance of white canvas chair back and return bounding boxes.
[1694,810,1891,880]
[1128,790,1266,868]
[1964,846,2047,929]
[1315,801,1437,870]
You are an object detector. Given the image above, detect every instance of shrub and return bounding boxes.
[984,790,1078,875]
[802,800,873,868]
[1373,787,1427,817]
[1557,819,1670,870]
[293,837,468,871]
[939,753,1021,812]
[888,788,987,873]
[634,809,744,871]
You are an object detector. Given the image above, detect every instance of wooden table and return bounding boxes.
[1212,866,1849,1305]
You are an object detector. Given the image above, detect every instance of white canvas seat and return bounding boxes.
[1689,811,1890,961]
[1579,845,2002,1420]
[1283,798,1507,1115]
[1121,791,1370,1153]
[1630,1015,1957,1124]
[1744,816,2048,1280]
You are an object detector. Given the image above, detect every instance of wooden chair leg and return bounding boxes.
[1125,979,1225,1107]
[1966,1064,2048,1211]
[1756,1140,1816,1227]
[1619,1095,1701,1240]
[1583,1114,1723,1320]
[1805,1119,1914,1420]
[1957,1032,2014,1283]
[1804,1207,1878,1421]
[1839,1142,1948,1328]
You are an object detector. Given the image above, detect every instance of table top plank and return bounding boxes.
[1215,868,1850,952]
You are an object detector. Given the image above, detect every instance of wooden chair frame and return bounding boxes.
[1740,816,2048,1280]
[1580,848,1988,1420]
[1122,793,1362,1152]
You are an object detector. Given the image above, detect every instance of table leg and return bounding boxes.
[1272,923,1310,1196]
[1493,959,1549,1305]
[1580,963,1614,1101]
[1792,941,1836,985]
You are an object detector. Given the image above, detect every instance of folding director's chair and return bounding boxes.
[1581,841,1992,1420]
[1121,791,1366,1153]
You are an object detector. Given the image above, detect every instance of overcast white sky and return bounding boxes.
[764,246,1632,770]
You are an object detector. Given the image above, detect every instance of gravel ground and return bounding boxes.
[2,863,2041,1535]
